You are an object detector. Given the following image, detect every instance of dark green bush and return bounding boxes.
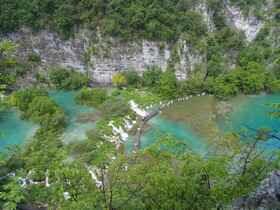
[142,66,162,88]
[123,70,142,87]
[49,68,89,90]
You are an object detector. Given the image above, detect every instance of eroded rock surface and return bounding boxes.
[234,170,280,210]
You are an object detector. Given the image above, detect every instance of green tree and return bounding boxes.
[123,70,141,87]
[142,66,162,88]
[27,96,65,129]
[159,70,177,99]
[10,88,47,113]
[0,178,25,210]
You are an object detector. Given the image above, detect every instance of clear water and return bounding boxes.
[142,116,206,153]
[125,116,207,154]
[48,91,96,144]
[0,111,38,152]
[1,92,280,153]
[0,91,96,151]
[220,94,280,151]
[126,94,280,153]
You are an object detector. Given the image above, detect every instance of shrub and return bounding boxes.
[142,66,162,88]
[75,88,108,107]
[123,70,142,87]
[112,72,127,88]
[49,68,88,90]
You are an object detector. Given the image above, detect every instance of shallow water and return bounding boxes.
[48,91,95,123]
[0,111,37,152]
[220,94,280,151]
[141,116,207,154]
[129,94,280,153]
[1,92,280,153]
[0,91,96,151]
[48,91,96,144]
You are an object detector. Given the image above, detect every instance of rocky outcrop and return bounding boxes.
[224,1,263,42]
[175,39,204,80]
[6,28,205,84]
[234,170,280,210]
[89,39,171,84]
[195,1,216,32]
[8,28,86,72]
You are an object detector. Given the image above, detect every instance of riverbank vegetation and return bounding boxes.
[10,88,65,130]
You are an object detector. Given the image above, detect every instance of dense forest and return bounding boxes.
[0,0,280,210]
[0,0,279,40]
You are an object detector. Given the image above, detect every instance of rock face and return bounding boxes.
[89,39,171,84]
[225,1,263,42]
[3,1,268,84]
[7,28,203,84]
[195,1,215,32]
[234,170,280,210]
[8,29,85,72]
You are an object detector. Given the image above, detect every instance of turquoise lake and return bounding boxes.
[0,110,37,152]
[0,93,280,152]
[48,91,96,144]
[220,94,280,151]
[0,91,96,151]
[126,94,280,153]
[139,116,206,154]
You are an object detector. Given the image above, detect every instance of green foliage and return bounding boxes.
[270,103,280,118]
[142,66,162,89]
[273,56,280,79]
[120,89,161,107]
[75,88,108,107]
[0,40,16,58]
[10,88,47,113]
[207,62,277,99]
[22,129,65,178]
[0,40,18,92]
[123,70,142,87]
[27,96,65,129]
[0,0,206,41]
[0,116,279,209]
[178,77,206,95]
[100,96,130,119]
[27,52,41,64]
[10,88,65,129]
[159,70,177,99]
[112,72,127,88]
[49,68,89,90]
[0,178,25,210]
[238,46,266,67]
[274,0,280,20]
[229,0,266,13]
[207,0,227,30]
[207,75,239,100]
